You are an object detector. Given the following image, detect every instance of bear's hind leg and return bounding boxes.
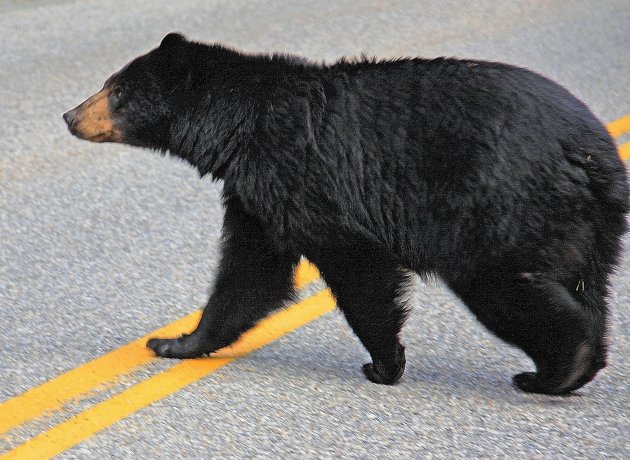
[510,278,608,394]
[451,272,607,395]
[311,244,411,385]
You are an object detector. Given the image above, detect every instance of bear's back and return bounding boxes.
[300,57,626,272]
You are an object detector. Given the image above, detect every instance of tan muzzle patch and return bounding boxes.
[64,88,122,143]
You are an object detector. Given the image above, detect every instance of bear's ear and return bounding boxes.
[157,33,193,91]
[160,32,187,49]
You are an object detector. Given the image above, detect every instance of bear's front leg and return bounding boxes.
[147,198,299,358]
[309,242,411,384]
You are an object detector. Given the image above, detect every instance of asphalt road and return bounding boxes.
[1,0,629,458]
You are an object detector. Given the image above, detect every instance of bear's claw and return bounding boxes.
[147,337,177,358]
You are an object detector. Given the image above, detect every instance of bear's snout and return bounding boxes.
[63,109,77,128]
[63,88,122,143]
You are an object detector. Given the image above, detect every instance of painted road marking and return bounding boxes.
[619,141,630,161]
[2,289,336,459]
[608,114,630,138]
[608,113,630,160]
[0,260,320,437]
[1,113,628,457]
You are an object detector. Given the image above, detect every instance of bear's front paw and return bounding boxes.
[146,335,207,359]
[362,362,404,385]
[362,345,406,385]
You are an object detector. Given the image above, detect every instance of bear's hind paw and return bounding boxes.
[512,372,588,395]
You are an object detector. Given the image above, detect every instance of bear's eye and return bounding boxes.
[110,86,124,105]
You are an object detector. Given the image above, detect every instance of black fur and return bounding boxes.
[71,33,629,394]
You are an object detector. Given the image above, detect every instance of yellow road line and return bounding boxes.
[608,114,630,138]
[619,141,630,161]
[2,289,336,460]
[293,259,321,290]
[0,260,320,437]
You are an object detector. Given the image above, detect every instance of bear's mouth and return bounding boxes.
[63,88,122,143]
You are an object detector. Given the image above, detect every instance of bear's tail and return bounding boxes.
[565,129,629,270]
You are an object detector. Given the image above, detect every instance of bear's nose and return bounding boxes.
[63,110,76,127]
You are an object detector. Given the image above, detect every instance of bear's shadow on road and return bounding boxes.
[239,341,589,407]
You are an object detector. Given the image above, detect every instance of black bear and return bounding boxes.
[64,33,628,395]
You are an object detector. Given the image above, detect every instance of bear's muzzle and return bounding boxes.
[63,88,122,143]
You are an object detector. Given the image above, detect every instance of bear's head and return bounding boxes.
[64,33,307,177]
[63,33,192,150]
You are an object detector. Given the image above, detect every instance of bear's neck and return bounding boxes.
[166,49,323,180]
[167,100,256,179]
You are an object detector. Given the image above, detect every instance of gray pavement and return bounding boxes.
[1,0,629,458]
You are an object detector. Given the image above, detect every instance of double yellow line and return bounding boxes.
[1,261,335,458]
[2,114,630,459]
[609,114,630,159]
